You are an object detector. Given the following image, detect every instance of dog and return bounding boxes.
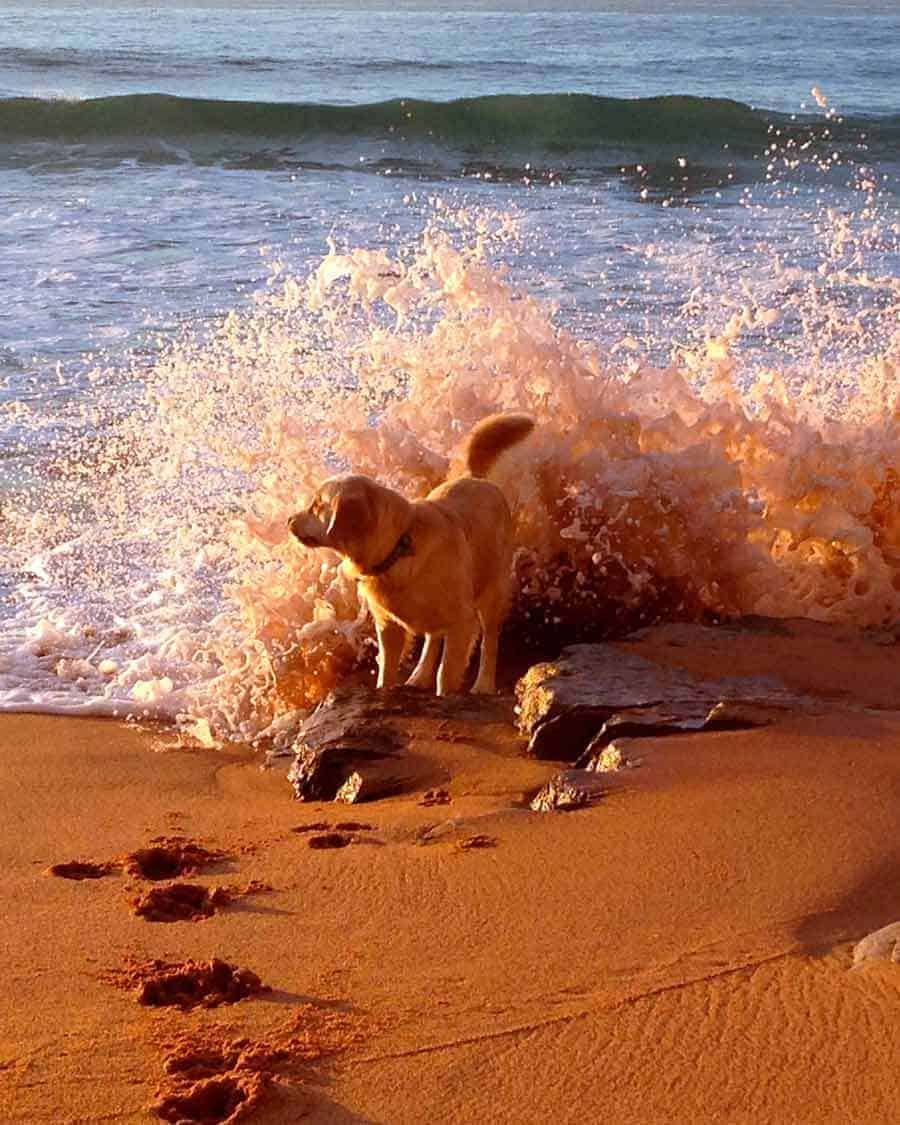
[288,412,534,696]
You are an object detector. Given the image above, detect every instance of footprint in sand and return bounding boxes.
[125,838,228,881]
[154,1071,267,1125]
[455,833,498,851]
[293,821,374,835]
[105,957,267,1010]
[420,788,451,807]
[47,838,227,883]
[130,881,270,923]
[300,823,376,849]
[46,860,118,880]
[152,1008,363,1124]
[307,832,353,850]
[131,882,227,922]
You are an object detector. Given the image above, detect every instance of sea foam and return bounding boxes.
[2,177,898,743]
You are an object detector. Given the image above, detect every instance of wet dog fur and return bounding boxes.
[288,413,534,695]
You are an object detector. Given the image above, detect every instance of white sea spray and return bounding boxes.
[1,179,898,743]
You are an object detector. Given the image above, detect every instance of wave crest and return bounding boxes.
[3,91,897,164]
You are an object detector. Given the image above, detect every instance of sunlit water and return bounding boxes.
[1,1,898,744]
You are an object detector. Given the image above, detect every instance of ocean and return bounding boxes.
[1,1,898,741]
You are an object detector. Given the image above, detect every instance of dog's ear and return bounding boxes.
[326,489,373,547]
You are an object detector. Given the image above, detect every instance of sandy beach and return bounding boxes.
[2,621,900,1124]
[2,3,898,1121]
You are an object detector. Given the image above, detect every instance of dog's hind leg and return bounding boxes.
[437,615,477,696]
[472,589,507,694]
[406,633,442,690]
[375,618,406,690]
[471,613,498,695]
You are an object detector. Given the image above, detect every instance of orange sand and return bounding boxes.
[2,628,900,1123]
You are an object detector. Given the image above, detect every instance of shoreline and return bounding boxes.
[2,622,900,1123]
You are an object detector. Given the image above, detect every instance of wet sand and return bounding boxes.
[2,625,900,1123]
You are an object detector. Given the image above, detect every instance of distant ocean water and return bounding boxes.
[1,2,898,737]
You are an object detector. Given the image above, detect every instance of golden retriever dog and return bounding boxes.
[288,412,534,696]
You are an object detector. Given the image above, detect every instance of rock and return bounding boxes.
[524,710,614,762]
[530,770,606,812]
[288,743,401,802]
[703,699,792,729]
[584,740,632,773]
[516,641,804,761]
[335,767,414,804]
[287,688,407,800]
[575,705,710,766]
[575,699,790,768]
[287,686,450,802]
[516,646,715,760]
[266,685,510,767]
[852,921,900,967]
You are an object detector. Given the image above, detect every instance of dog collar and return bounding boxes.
[365,530,415,576]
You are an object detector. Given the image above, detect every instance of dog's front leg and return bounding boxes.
[405,633,442,691]
[375,619,406,690]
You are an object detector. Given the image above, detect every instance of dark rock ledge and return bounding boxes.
[286,624,816,808]
[517,629,812,811]
[515,641,804,763]
[287,687,505,802]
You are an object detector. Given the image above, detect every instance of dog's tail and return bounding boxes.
[464,412,534,478]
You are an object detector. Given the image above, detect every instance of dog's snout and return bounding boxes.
[288,512,312,542]
[287,510,325,548]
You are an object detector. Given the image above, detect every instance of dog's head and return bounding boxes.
[288,476,375,550]
[288,475,410,572]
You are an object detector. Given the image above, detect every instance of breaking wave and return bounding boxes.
[1,120,898,740]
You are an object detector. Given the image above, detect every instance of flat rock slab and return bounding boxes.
[516,640,804,761]
[288,688,411,801]
[288,687,506,802]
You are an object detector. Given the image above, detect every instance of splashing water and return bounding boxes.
[2,150,898,743]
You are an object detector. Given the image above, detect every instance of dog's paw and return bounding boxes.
[405,672,437,691]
